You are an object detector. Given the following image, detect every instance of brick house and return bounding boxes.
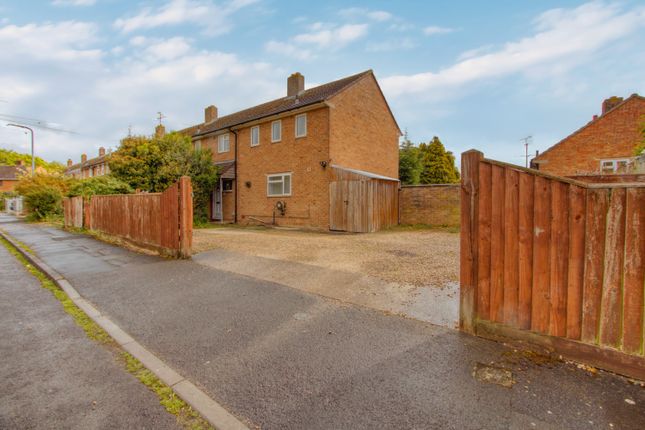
[183,70,401,231]
[0,161,28,192]
[531,94,645,176]
[65,147,110,179]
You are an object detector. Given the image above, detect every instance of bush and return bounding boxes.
[24,186,62,221]
[67,175,133,198]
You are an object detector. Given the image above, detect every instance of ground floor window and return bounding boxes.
[267,173,291,196]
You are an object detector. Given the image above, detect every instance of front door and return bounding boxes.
[212,180,223,221]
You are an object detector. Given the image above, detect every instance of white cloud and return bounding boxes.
[266,23,368,59]
[0,21,101,62]
[265,41,312,60]
[52,0,96,6]
[294,23,368,48]
[383,2,645,97]
[114,0,258,35]
[423,26,455,36]
[0,19,283,163]
[339,8,392,22]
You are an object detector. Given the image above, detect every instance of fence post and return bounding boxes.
[178,176,193,258]
[460,150,483,333]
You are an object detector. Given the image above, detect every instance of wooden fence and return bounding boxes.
[63,177,192,258]
[460,150,645,380]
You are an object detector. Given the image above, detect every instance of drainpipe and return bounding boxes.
[229,128,239,224]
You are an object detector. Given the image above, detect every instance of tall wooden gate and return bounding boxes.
[460,150,645,380]
[329,166,399,233]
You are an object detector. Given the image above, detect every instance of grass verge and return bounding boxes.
[0,234,214,430]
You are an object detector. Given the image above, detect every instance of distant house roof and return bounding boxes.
[533,93,645,162]
[187,70,399,137]
[65,153,109,174]
[0,165,26,180]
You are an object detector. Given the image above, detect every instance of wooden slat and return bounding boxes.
[531,175,551,334]
[503,168,519,327]
[622,188,645,355]
[581,189,609,344]
[490,165,506,323]
[517,172,534,330]
[599,188,626,347]
[566,185,586,340]
[548,181,569,337]
[477,162,492,320]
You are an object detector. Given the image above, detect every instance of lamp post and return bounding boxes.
[7,123,34,176]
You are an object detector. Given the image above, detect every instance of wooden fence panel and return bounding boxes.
[62,177,192,257]
[460,150,645,380]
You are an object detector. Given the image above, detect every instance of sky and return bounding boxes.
[0,0,643,168]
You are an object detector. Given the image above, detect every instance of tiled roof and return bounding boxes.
[65,154,109,173]
[193,70,373,137]
[0,165,26,180]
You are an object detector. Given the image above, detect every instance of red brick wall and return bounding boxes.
[533,97,645,176]
[568,174,645,183]
[0,179,19,192]
[399,185,460,227]
[328,74,399,179]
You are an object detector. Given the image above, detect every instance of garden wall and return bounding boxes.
[399,184,460,227]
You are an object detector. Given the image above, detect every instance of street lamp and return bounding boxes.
[7,123,34,176]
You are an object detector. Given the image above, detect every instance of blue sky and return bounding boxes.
[0,0,643,167]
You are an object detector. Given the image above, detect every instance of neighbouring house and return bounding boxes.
[531,94,645,177]
[0,160,28,192]
[65,147,110,179]
[182,70,401,232]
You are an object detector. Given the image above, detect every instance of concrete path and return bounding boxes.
[0,225,179,429]
[2,217,644,430]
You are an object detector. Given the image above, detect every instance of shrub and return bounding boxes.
[67,175,133,198]
[24,186,62,221]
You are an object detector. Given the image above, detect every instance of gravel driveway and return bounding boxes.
[193,226,460,326]
[193,227,459,287]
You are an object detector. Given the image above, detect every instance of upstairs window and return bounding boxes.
[267,173,291,196]
[295,113,307,138]
[251,126,260,147]
[218,133,230,153]
[194,140,202,151]
[271,120,282,143]
[600,158,629,174]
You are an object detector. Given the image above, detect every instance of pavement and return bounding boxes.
[0,220,179,429]
[1,214,644,430]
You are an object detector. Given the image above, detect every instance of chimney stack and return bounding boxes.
[81,154,87,163]
[67,159,73,167]
[98,147,106,157]
[287,72,305,97]
[204,105,218,123]
[602,96,623,115]
[155,124,166,138]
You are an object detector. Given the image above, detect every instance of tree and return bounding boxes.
[0,148,64,173]
[398,132,422,185]
[67,176,133,198]
[109,131,219,223]
[418,136,460,184]
[15,173,71,221]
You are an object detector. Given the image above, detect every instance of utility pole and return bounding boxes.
[520,135,532,168]
[7,123,35,176]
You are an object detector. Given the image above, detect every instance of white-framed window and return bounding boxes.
[250,126,260,147]
[267,173,291,197]
[600,158,629,174]
[271,120,282,143]
[295,113,307,138]
[194,140,202,151]
[218,133,230,153]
